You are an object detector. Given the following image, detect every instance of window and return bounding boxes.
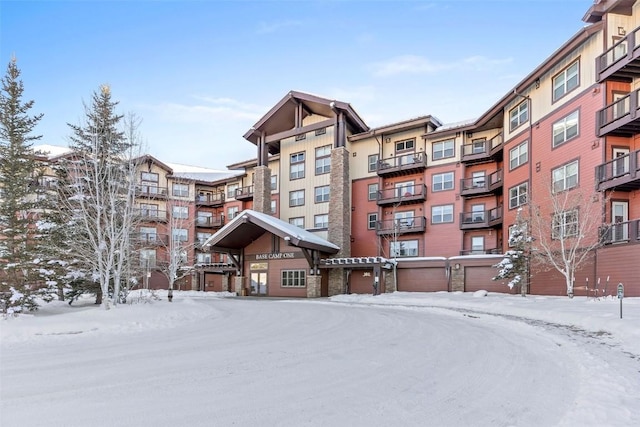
[396,139,415,152]
[367,213,378,230]
[553,60,579,101]
[509,101,529,131]
[227,206,239,219]
[315,186,330,203]
[314,214,329,229]
[552,210,579,239]
[295,133,306,141]
[140,249,156,268]
[432,172,454,192]
[509,141,528,170]
[552,160,579,193]
[471,204,485,222]
[395,181,415,197]
[141,172,158,184]
[227,183,239,198]
[509,182,528,209]
[197,253,212,264]
[433,139,454,160]
[315,145,331,175]
[368,154,379,172]
[472,171,486,188]
[432,205,454,224]
[390,240,418,257]
[282,270,306,287]
[270,175,278,191]
[290,190,305,207]
[395,211,415,228]
[271,199,277,214]
[471,236,485,254]
[552,111,579,147]
[368,183,378,201]
[290,152,305,180]
[315,127,326,136]
[289,217,304,228]
[172,228,188,242]
[172,205,188,219]
[172,183,189,197]
[140,226,157,243]
[140,203,159,218]
[472,138,486,154]
[196,232,212,246]
[196,211,212,226]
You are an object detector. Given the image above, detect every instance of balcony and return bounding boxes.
[136,233,168,246]
[460,169,503,198]
[595,149,640,192]
[235,185,254,201]
[596,90,640,137]
[376,184,427,207]
[376,152,427,177]
[135,185,168,199]
[459,206,502,230]
[135,209,168,222]
[600,219,640,245]
[195,193,225,207]
[195,215,225,228]
[376,216,426,236]
[596,26,640,82]
[460,133,503,165]
[459,248,501,256]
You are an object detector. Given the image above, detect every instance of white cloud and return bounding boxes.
[368,54,513,77]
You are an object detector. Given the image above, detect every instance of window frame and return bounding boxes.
[432,139,455,160]
[172,183,189,198]
[281,270,306,288]
[368,183,378,201]
[315,145,331,175]
[368,154,379,173]
[552,209,579,239]
[552,160,579,193]
[367,213,378,230]
[509,182,528,210]
[289,190,305,207]
[509,141,529,170]
[552,110,579,148]
[313,214,329,229]
[290,152,306,180]
[432,172,455,192]
[172,205,189,219]
[390,240,419,258]
[509,100,529,132]
[395,138,415,153]
[314,185,330,203]
[552,60,580,102]
[289,217,305,228]
[431,204,454,224]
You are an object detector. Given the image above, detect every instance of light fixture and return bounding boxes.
[454,263,461,270]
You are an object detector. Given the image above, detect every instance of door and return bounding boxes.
[612,201,629,242]
[612,92,629,120]
[612,148,630,177]
[250,272,268,296]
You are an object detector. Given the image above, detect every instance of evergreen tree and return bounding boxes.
[493,208,530,296]
[0,57,44,314]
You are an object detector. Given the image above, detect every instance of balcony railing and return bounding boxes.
[596,25,640,82]
[235,185,254,201]
[135,209,168,222]
[376,152,427,177]
[376,184,427,206]
[459,248,501,256]
[596,90,640,137]
[600,219,640,245]
[135,185,168,199]
[459,206,502,230]
[376,216,426,236]
[460,169,503,197]
[195,215,225,228]
[195,193,225,207]
[136,233,168,246]
[595,149,640,192]
[460,133,503,164]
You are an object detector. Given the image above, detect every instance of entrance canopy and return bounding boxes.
[203,209,340,255]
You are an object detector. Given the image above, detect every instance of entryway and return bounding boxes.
[250,271,268,296]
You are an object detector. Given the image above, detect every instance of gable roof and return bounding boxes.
[203,209,340,254]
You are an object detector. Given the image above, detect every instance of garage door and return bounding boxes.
[349,269,377,294]
[397,267,447,292]
[464,266,504,292]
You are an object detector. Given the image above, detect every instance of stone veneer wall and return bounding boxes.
[328,147,351,296]
[253,165,272,214]
[450,268,464,292]
[306,275,322,298]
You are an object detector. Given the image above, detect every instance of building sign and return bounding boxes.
[252,252,297,260]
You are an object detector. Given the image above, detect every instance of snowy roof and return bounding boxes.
[32,144,73,159]
[165,161,243,183]
[434,118,477,132]
[204,209,340,254]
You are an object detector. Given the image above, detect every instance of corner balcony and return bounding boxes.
[135,209,168,222]
[460,169,503,198]
[135,185,168,199]
[195,193,225,207]
[600,219,640,245]
[376,216,426,236]
[459,206,502,230]
[376,184,427,207]
[376,152,427,177]
[196,215,225,229]
[596,90,640,137]
[595,149,640,192]
[460,133,503,165]
[596,26,640,82]
[235,185,254,201]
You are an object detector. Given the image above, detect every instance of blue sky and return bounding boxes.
[2,0,592,169]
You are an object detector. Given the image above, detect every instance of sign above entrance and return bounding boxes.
[251,252,297,260]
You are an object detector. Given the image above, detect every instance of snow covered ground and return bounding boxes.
[1,290,638,427]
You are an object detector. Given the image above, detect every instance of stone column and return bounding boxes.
[221,274,230,292]
[253,165,272,214]
[306,275,322,298]
[327,146,351,296]
[384,269,397,293]
[450,266,465,292]
[234,276,246,296]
